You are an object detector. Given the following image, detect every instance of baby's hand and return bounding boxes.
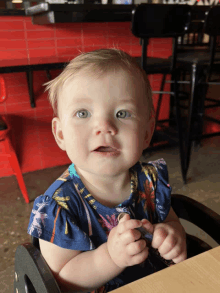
[151,222,187,264]
[107,214,150,268]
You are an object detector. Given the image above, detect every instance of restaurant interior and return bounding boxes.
[0,0,220,292]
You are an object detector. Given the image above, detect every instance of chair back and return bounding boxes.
[14,243,61,293]
[131,4,191,72]
[203,5,220,80]
[178,5,210,48]
[204,5,220,36]
[131,4,191,39]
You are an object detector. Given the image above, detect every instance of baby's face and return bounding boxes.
[52,69,154,178]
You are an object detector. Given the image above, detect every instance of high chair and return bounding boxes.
[0,75,29,204]
[14,193,220,293]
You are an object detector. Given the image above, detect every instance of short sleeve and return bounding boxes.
[148,158,172,222]
[27,194,95,251]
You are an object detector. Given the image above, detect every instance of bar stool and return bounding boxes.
[131,3,192,183]
[182,5,220,180]
[0,76,29,203]
[162,5,220,181]
[132,4,219,183]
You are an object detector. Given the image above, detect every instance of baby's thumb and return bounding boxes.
[118,212,130,223]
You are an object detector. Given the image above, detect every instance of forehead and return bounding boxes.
[58,67,148,114]
[65,66,145,92]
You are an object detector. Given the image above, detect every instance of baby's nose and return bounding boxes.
[95,120,118,136]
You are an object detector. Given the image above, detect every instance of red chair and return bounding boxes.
[0,75,29,203]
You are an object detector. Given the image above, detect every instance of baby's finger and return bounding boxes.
[118,213,130,223]
[126,239,147,256]
[120,228,142,245]
[172,250,187,264]
[158,235,178,256]
[162,240,186,261]
[141,219,154,235]
[130,247,149,266]
[151,227,168,249]
[118,218,142,235]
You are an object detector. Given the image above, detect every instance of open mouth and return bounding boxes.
[94,146,117,152]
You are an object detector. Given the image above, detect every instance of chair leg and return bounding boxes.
[4,136,29,204]
[169,75,176,128]
[185,64,199,179]
[150,73,167,148]
[195,72,209,146]
[155,73,167,127]
[173,71,187,183]
[26,70,35,108]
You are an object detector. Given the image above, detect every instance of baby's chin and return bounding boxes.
[76,164,130,178]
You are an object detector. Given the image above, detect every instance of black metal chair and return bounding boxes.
[164,5,210,127]
[132,4,220,183]
[14,193,220,293]
[131,3,192,183]
[175,4,220,182]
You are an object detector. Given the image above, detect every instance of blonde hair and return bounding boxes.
[45,48,154,118]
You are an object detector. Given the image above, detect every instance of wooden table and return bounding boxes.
[112,246,220,293]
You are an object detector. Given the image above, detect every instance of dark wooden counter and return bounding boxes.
[25,3,211,25]
[0,3,210,24]
[0,9,25,16]
[25,3,136,24]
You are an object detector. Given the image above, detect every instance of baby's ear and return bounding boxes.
[144,116,155,149]
[52,117,66,151]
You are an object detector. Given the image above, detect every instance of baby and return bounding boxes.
[28,49,187,293]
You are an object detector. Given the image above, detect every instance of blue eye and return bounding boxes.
[76,110,90,118]
[116,110,131,119]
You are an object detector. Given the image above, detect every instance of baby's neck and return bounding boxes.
[75,168,131,208]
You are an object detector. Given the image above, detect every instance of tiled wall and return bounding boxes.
[0,15,172,177]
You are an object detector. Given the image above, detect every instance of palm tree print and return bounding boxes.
[98,214,118,235]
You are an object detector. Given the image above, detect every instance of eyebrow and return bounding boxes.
[72,98,135,104]
[117,99,137,107]
[72,97,93,104]
[119,99,135,104]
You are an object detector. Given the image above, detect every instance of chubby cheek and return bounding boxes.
[124,129,145,159]
[62,126,88,161]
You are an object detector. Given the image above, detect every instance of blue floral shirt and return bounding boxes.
[28,159,171,292]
